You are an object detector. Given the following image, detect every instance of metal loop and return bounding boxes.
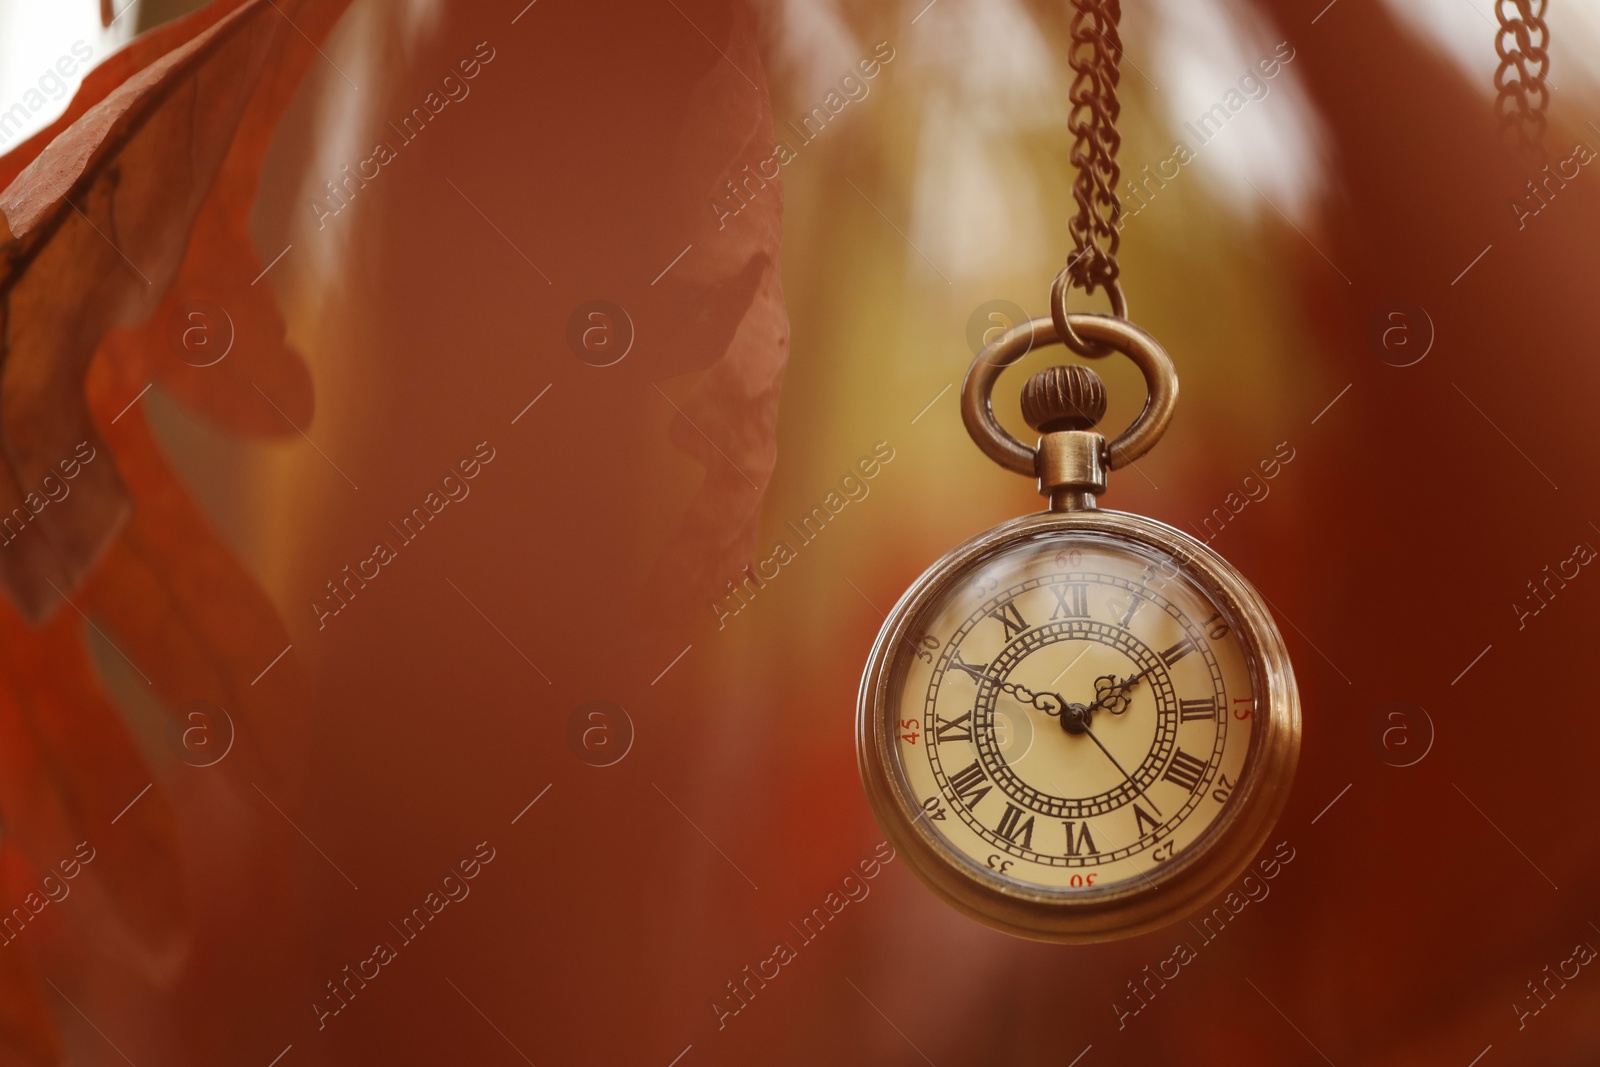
[1050,269,1127,358]
[961,314,1176,478]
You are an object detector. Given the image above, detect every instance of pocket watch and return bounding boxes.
[855,313,1300,943]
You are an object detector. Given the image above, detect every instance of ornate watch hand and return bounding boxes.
[966,670,1067,717]
[1084,669,1149,716]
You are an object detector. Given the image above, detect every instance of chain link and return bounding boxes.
[1494,0,1551,162]
[1053,0,1126,357]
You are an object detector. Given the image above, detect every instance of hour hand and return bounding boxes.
[1087,671,1146,715]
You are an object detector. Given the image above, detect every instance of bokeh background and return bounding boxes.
[3,0,1600,1063]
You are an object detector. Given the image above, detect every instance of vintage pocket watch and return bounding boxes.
[855,313,1300,943]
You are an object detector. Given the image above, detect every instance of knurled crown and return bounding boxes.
[1021,364,1106,433]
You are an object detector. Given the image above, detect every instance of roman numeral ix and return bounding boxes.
[935,712,973,744]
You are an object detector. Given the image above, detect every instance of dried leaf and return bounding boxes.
[97,0,361,438]
[0,0,351,1058]
[0,606,186,978]
[0,0,330,623]
[80,374,311,783]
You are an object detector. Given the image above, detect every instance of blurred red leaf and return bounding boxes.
[79,383,310,784]
[0,606,187,977]
[649,0,790,617]
[0,883,60,1067]
[0,0,337,623]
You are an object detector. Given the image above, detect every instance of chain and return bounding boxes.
[1494,0,1551,162]
[1053,0,1126,357]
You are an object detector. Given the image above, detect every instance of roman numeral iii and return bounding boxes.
[1159,635,1198,666]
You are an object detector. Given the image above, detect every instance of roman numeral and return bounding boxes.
[1116,595,1145,629]
[1162,748,1209,792]
[988,600,1028,641]
[1062,820,1099,857]
[1051,583,1089,620]
[1179,697,1218,722]
[1133,802,1161,838]
[947,761,992,810]
[996,804,1036,849]
[1159,635,1199,666]
[934,712,973,744]
[949,652,989,685]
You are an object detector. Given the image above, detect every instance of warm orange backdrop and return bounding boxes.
[45,0,1600,1063]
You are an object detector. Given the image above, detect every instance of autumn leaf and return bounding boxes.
[81,371,312,787]
[0,604,187,978]
[0,0,352,1060]
[0,875,60,1067]
[0,0,342,623]
[94,0,363,441]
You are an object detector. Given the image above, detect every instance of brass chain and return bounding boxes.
[1494,0,1551,162]
[1053,0,1126,357]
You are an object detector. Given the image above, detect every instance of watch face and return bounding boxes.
[881,524,1257,900]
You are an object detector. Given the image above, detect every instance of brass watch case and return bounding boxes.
[855,507,1300,944]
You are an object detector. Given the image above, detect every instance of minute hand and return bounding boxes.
[965,671,1065,717]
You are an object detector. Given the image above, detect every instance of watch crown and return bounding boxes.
[1021,364,1107,434]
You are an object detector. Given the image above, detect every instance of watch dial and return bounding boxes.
[889,532,1255,893]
